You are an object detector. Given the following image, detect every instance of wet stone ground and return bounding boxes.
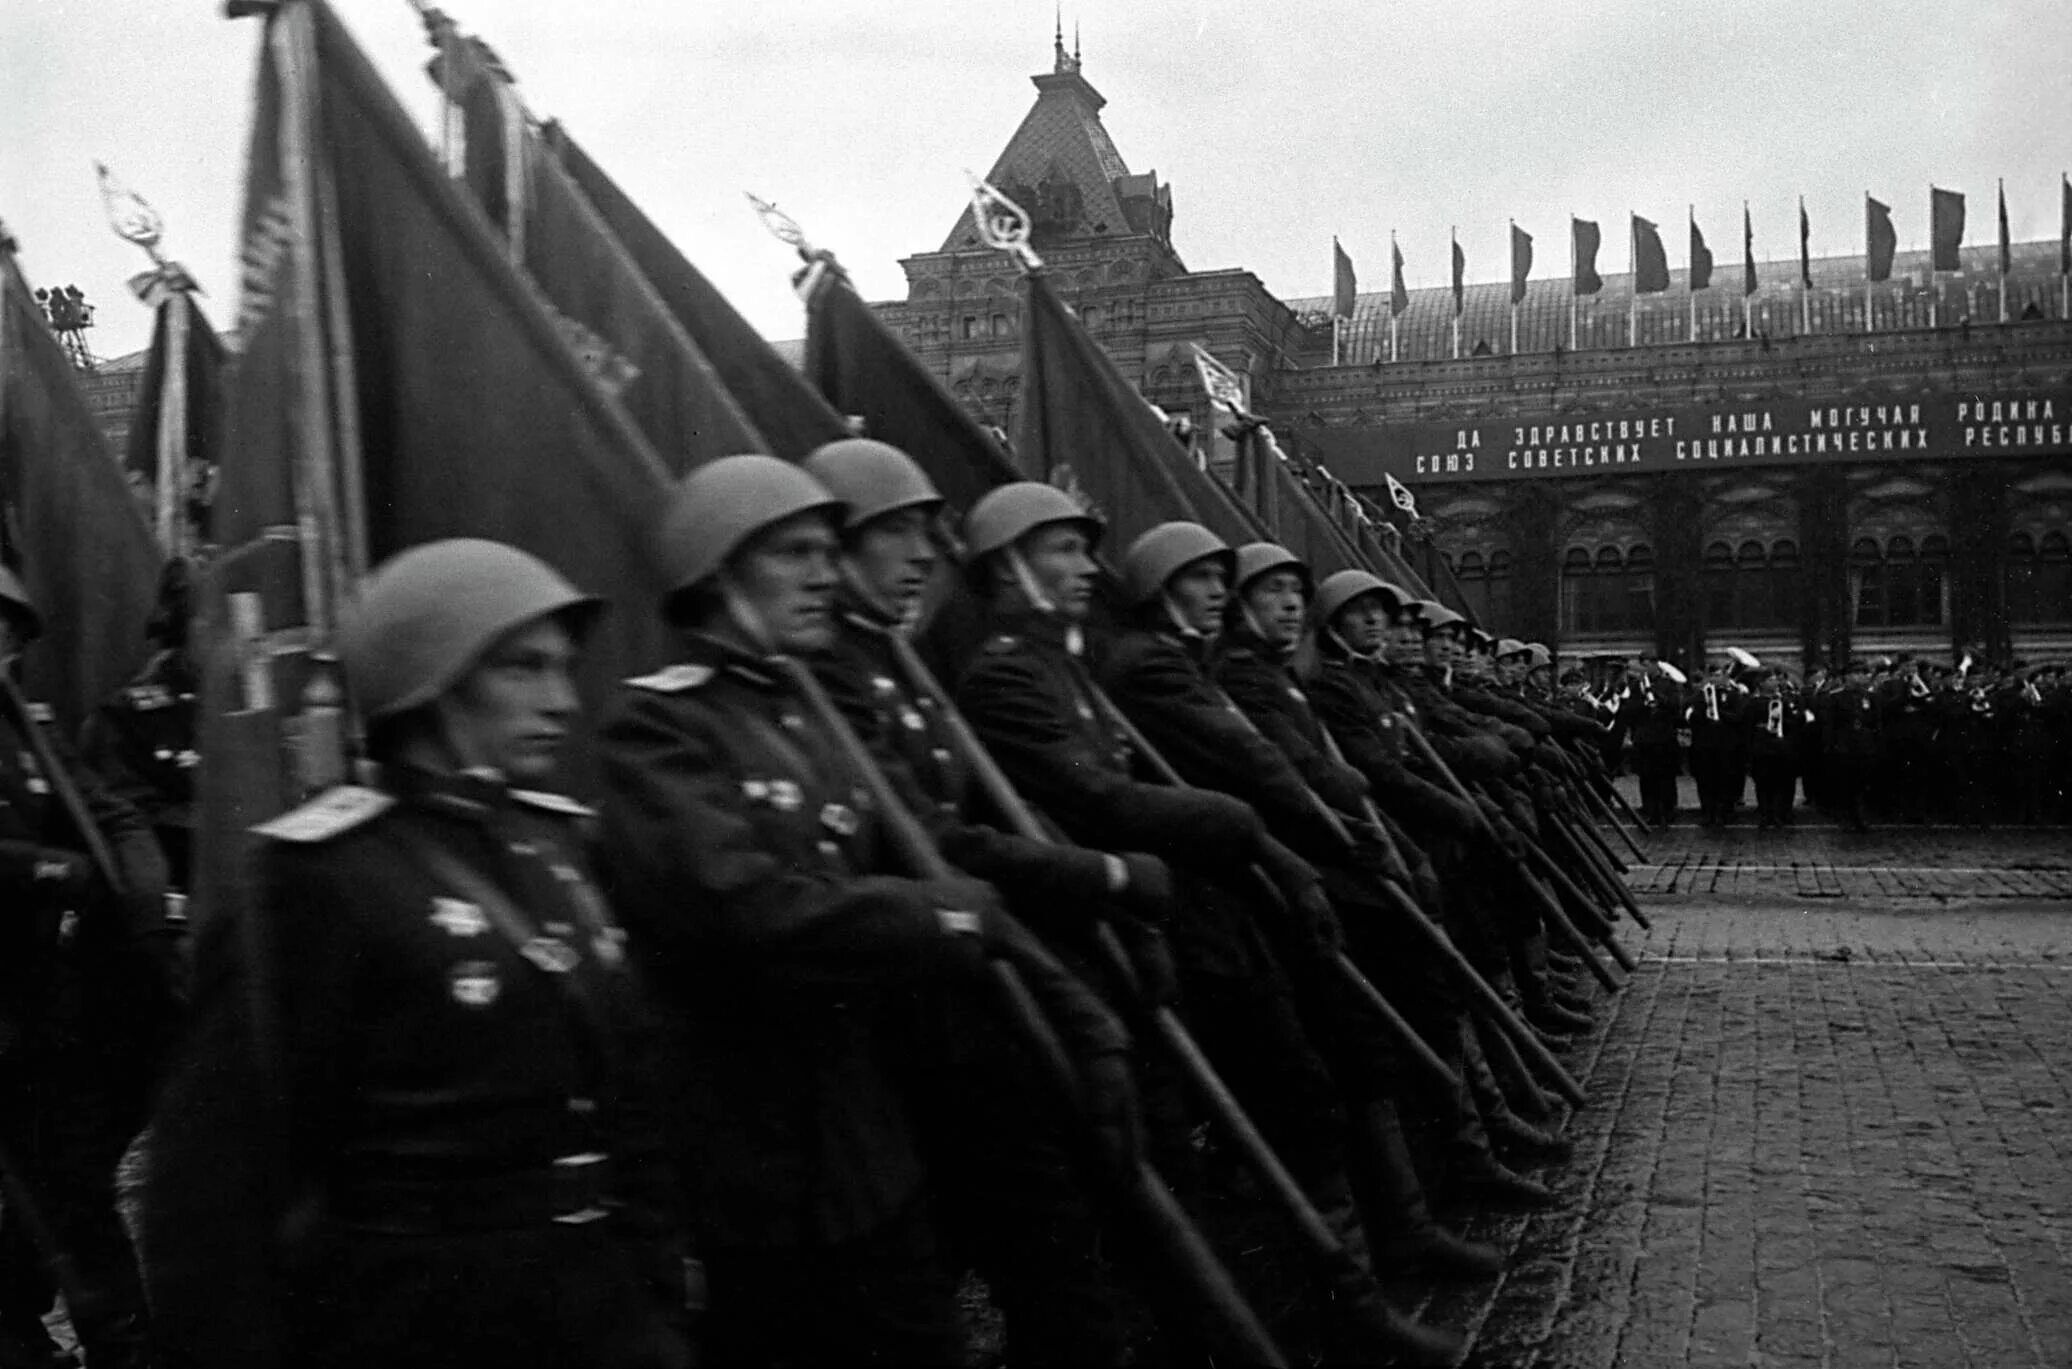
[1430,810,2072,1369]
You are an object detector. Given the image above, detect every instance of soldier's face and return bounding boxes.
[436,616,580,782]
[1243,571,1308,648]
[1426,631,1460,669]
[1165,558,1228,635]
[1018,524,1098,620]
[731,512,842,652]
[1334,594,1390,654]
[848,508,939,617]
[1385,617,1423,664]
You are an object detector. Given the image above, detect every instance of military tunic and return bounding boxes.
[78,647,198,890]
[145,768,690,1369]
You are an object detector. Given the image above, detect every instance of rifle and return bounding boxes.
[767,654,1288,1368]
[873,634,1425,1319]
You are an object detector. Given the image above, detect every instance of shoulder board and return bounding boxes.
[625,663,714,693]
[511,788,597,819]
[982,634,1022,656]
[23,701,55,725]
[252,785,394,843]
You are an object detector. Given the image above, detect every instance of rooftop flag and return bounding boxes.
[1450,236,1465,316]
[1510,222,1533,305]
[1689,215,1714,291]
[1633,214,1670,294]
[1572,217,1603,295]
[1866,195,1897,282]
[1743,204,1758,297]
[1332,237,1357,318]
[1389,236,1409,317]
[1997,180,2010,276]
[1929,186,1965,272]
[1799,198,1813,287]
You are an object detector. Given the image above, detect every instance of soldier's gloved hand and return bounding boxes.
[1105,851,1178,923]
[1108,913,1180,1007]
[1174,789,1264,854]
[1080,1050,1143,1175]
[1312,760,1371,816]
[1291,881,1346,955]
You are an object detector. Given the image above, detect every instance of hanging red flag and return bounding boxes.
[1632,215,1671,294]
[1929,186,1965,272]
[1572,218,1603,295]
[1390,238,1409,317]
[1689,217,1714,291]
[1866,195,1897,282]
[1509,223,1533,305]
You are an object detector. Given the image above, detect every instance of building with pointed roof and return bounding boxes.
[872,42,2072,669]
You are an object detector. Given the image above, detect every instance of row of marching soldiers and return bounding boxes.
[0,439,1645,1368]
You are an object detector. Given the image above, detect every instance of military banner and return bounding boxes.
[0,242,164,735]
[432,25,769,471]
[1295,390,2072,488]
[803,261,1022,514]
[123,285,228,554]
[541,121,851,460]
[1015,268,1261,553]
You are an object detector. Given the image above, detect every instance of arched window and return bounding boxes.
[1560,545,1653,634]
[1853,534,1946,628]
[1454,548,1511,630]
[2009,530,2072,624]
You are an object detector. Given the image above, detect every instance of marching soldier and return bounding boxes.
[799,438,1138,1365]
[145,540,695,1369]
[1686,656,1751,829]
[0,565,177,1369]
[950,486,1467,1364]
[595,457,1137,1367]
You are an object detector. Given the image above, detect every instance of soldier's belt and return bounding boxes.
[331,1151,617,1233]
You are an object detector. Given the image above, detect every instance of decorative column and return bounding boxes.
[1649,474,1705,668]
[1948,462,2011,660]
[1503,484,1561,646]
[1798,468,1851,669]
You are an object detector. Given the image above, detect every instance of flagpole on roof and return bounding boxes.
[1864,191,1873,336]
[1688,205,1697,345]
[1450,225,1460,360]
[1390,229,1400,363]
[1998,178,2008,324]
[1628,212,1637,348]
[1800,196,1812,338]
[1569,212,1578,351]
[1928,185,1939,331]
[1509,219,1519,356]
[1742,200,1753,341]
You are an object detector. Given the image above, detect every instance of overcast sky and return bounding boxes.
[4,0,2068,362]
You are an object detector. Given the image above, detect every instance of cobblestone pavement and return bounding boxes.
[1422,816,2072,1369]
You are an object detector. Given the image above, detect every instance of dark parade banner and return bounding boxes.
[1296,389,2072,486]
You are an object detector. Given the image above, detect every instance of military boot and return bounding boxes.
[1322,1279,1467,1367]
[1460,1021,1574,1163]
[1347,1099,1502,1281]
[1470,1014,1563,1122]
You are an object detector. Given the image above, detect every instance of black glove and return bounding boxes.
[1291,882,1346,955]
[1112,852,1178,923]
[1172,789,1263,853]
[1108,913,1180,1008]
[1080,1051,1143,1175]
[1312,761,1371,816]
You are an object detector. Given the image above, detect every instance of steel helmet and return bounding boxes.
[1120,522,1233,607]
[801,438,943,533]
[1233,542,1311,597]
[1314,569,1405,627]
[1413,601,1467,634]
[1525,643,1553,669]
[1495,637,1528,660]
[0,565,42,640]
[338,539,604,720]
[658,454,844,597]
[962,482,1103,564]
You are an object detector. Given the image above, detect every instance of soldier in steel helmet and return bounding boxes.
[1105,527,1559,1211]
[596,456,1136,1367]
[144,540,694,1369]
[951,490,1466,1365]
[0,564,175,1369]
[798,437,1142,1364]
